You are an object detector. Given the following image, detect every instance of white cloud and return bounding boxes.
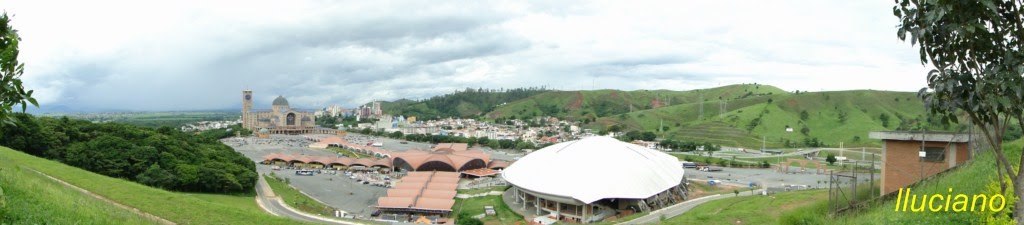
[2,0,931,111]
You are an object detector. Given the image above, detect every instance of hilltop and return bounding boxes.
[601,89,942,148]
[372,84,947,148]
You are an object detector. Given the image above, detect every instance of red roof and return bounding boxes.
[377,171,460,212]
[462,168,501,177]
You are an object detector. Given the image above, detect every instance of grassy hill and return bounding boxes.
[379,87,551,119]
[485,84,786,121]
[663,189,829,225]
[372,84,942,148]
[0,146,311,225]
[0,152,157,224]
[594,89,940,148]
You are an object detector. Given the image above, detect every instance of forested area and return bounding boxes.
[0,113,257,193]
[381,87,550,119]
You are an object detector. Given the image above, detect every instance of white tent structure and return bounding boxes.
[502,136,688,223]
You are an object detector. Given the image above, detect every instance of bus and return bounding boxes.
[295,170,315,176]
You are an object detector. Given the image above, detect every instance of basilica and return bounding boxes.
[241,90,326,134]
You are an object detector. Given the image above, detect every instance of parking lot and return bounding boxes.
[688,167,837,188]
[227,135,389,218]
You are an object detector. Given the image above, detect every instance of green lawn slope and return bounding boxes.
[486,84,785,120]
[663,189,828,225]
[0,152,156,224]
[0,146,311,225]
[597,89,933,148]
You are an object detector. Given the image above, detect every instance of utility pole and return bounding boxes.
[839,142,844,157]
[720,99,728,118]
[659,119,664,133]
[762,136,766,151]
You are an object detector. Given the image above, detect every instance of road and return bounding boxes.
[619,191,757,225]
[254,175,368,225]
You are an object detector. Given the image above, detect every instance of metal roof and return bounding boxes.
[501,136,685,204]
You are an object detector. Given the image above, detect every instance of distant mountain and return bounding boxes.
[369,84,948,148]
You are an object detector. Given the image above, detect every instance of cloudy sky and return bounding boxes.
[3,0,929,112]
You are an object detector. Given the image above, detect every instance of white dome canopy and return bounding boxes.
[502,136,685,204]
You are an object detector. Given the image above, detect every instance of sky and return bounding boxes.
[2,0,931,112]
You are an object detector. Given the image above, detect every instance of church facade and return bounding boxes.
[241,90,323,134]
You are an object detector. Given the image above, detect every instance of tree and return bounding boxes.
[825,154,837,166]
[389,131,404,139]
[800,110,810,121]
[640,131,656,141]
[879,113,891,128]
[137,164,176,189]
[895,0,1024,221]
[0,13,38,125]
[456,212,483,225]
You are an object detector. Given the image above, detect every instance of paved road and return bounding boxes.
[254,175,367,225]
[619,191,756,225]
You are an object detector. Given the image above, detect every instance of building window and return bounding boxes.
[922,147,945,162]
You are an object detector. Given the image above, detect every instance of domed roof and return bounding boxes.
[501,136,684,204]
[272,95,289,106]
[259,128,269,133]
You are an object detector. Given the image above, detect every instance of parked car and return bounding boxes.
[700,166,723,172]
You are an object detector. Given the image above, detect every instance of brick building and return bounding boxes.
[869,131,971,195]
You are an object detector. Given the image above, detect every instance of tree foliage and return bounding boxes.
[0,13,37,126]
[0,114,256,193]
[895,0,1024,220]
[879,113,891,128]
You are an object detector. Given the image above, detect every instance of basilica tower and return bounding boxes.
[242,90,253,112]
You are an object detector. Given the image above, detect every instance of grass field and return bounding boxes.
[457,186,510,195]
[452,195,524,225]
[0,146,311,225]
[328,146,373,158]
[673,153,768,168]
[264,174,336,216]
[687,181,759,198]
[0,154,157,224]
[589,212,650,225]
[664,189,829,225]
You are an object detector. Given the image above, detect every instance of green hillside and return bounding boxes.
[0,151,156,224]
[485,84,786,121]
[595,89,944,148]
[379,87,551,119]
[0,146,311,225]
[372,84,944,148]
